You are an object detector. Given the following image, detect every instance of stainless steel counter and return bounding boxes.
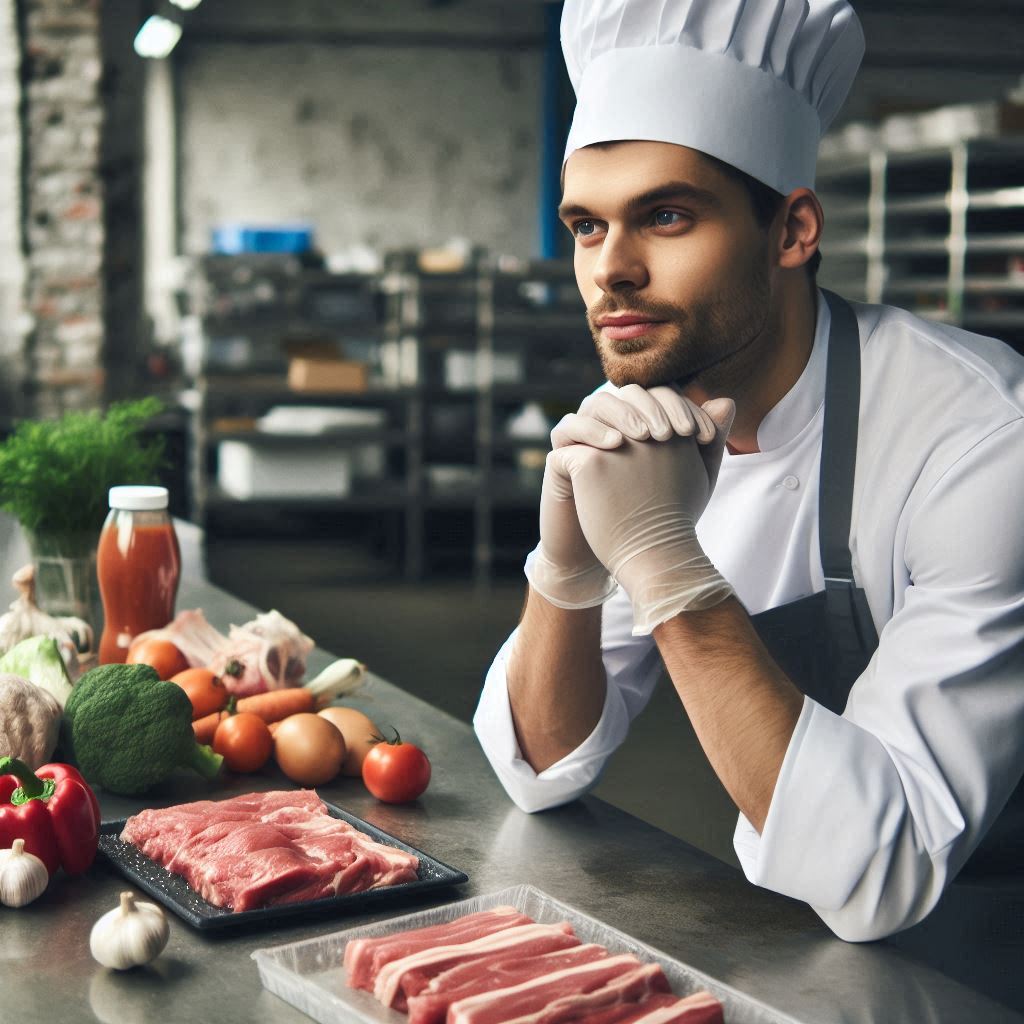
[1,574,1021,1024]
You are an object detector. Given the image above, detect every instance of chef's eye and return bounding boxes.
[573,219,601,238]
[653,209,688,227]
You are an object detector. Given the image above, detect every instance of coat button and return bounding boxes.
[782,475,800,490]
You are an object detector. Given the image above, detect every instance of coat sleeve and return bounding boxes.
[473,586,664,813]
[734,418,1024,941]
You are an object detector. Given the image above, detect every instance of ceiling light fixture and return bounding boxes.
[133,15,183,59]
[168,0,203,10]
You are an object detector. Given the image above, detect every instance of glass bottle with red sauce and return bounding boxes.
[97,486,181,665]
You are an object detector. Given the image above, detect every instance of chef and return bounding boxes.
[474,0,1024,942]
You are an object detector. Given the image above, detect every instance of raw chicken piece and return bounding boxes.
[210,610,314,695]
[130,608,230,668]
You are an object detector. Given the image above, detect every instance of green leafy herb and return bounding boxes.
[0,399,167,548]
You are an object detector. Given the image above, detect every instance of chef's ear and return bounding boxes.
[776,188,823,273]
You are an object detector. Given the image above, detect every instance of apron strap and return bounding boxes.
[819,290,879,654]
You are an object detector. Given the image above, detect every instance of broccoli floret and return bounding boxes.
[64,663,223,795]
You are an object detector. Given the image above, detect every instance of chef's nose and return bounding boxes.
[591,228,649,294]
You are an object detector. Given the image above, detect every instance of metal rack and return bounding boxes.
[182,256,599,584]
[816,137,1024,350]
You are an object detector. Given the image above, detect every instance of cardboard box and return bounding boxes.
[287,357,368,394]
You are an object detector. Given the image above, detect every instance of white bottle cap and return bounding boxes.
[108,485,169,511]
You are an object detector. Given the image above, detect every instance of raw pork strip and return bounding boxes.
[639,991,724,1024]
[495,963,671,1024]
[569,991,723,1024]
[407,945,611,1024]
[120,790,419,911]
[344,906,532,991]
[374,922,579,1010]
[447,954,650,1024]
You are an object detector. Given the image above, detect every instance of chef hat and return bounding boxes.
[561,0,865,194]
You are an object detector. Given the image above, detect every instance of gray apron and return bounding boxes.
[747,290,877,713]
[748,289,1020,878]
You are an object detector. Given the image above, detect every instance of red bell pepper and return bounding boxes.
[0,757,101,876]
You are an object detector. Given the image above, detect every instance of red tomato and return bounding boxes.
[361,729,431,803]
[213,712,274,773]
[127,637,189,680]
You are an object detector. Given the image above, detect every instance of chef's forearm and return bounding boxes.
[653,596,804,832]
[505,587,607,773]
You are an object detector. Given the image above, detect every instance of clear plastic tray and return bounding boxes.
[251,883,801,1024]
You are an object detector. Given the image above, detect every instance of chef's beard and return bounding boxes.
[585,261,772,391]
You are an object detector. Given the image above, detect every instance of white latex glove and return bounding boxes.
[548,398,737,634]
[551,385,717,449]
[524,424,622,610]
[525,387,724,610]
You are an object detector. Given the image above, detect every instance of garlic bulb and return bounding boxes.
[0,839,49,907]
[0,565,93,673]
[90,891,170,970]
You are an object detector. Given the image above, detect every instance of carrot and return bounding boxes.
[191,657,367,743]
[193,688,315,744]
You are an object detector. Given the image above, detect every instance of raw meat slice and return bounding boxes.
[636,991,724,1024]
[566,995,685,1024]
[510,963,672,1023]
[396,927,584,1002]
[180,830,325,910]
[344,906,532,991]
[121,790,325,861]
[407,945,610,1024]
[120,790,418,911]
[374,922,578,1010]
[173,819,416,910]
[271,816,419,890]
[566,991,723,1024]
[447,953,647,1024]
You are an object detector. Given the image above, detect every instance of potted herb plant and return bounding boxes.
[0,399,167,631]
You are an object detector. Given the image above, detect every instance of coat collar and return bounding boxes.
[747,287,831,455]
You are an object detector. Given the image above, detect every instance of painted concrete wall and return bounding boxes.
[177,2,546,262]
[174,0,1023,267]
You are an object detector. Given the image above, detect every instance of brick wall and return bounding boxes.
[0,0,26,416]
[20,0,105,414]
[11,0,144,416]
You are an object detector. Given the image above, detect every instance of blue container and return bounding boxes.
[211,224,314,255]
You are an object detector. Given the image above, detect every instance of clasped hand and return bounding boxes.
[525,384,736,635]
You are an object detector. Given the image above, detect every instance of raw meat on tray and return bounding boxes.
[120,790,419,911]
[343,905,725,1023]
[375,922,580,1010]
[407,945,611,1024]
[447,955,669,1024]
[345,906,534,990]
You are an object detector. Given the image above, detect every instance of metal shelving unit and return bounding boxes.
[182,255,599,584]
[817,137,1024,346]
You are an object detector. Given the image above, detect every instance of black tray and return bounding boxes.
[97,801,469,932]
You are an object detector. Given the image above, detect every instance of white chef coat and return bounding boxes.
[473,291,1024,942]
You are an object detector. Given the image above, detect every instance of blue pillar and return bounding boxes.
[539,2,564,261]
